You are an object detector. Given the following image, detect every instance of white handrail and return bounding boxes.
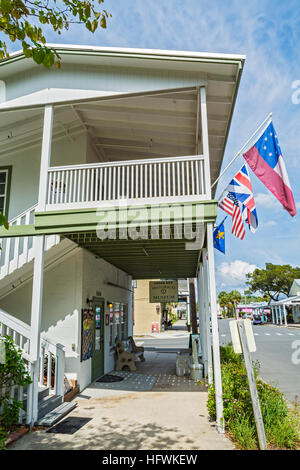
[47,155,207,208]
[0,309,31,340]
[48,154,205,172]
[8,203,37,224]
[0,205,60,281]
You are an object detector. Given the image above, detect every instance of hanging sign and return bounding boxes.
[149,280,178,303]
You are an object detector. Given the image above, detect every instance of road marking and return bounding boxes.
[288,333,295,336]
[276,333,283,336]
[265,333,270,336]
[254,333,259,336]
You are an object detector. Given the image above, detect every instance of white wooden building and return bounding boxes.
[270,280,300,325]
[0,45,245,430]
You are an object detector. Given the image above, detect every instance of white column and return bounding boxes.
[30,105,54,425]
[275,306,278,324]
[271,307,275,324]
[200,86,212,194]
[200,85,223,432]
[197,262,208,378]
[202,248,213,384]
[279,305,283,325]
[206,223,224,433]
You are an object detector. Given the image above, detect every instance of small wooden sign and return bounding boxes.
[149,280,178,303]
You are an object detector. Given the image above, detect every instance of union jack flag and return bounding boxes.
[227,164,258,233]
[219,191,245,240]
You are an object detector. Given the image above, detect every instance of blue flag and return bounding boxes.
[213,217,227,254]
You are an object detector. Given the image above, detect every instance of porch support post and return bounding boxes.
[200,85,223,432]
[279,305,283,326]
[30,105,54,425]
[200,86,212,196]
[207,223,224,433]
[275,306,278,324]
[197,261,208,377]
[186,281,191,331]
[202,248,213,383]
[271,307,275,324]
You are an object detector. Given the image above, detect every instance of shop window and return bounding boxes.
[120,304,127,340]
[109,302,128,346]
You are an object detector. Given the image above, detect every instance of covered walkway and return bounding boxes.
[9,324,233,450]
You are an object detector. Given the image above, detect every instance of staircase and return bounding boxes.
[0,205,79,426]
[0,204,60,280]
[23,387,76,427]
[0,204,78,301]
[0,309,77,426]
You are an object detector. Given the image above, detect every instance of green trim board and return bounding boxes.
[0,200,218,238]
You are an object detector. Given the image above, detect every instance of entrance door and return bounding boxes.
[92,298,105,380]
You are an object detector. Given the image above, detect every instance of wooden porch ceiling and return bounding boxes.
[64,232,202,279]
[0,83,238,196]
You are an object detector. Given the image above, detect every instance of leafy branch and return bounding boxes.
[0,0,111,68]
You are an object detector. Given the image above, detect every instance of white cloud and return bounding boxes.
[262,220,277,227]
[255,193,282,210]
[217,259,257,290]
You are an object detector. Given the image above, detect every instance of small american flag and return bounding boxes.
[219,192,245,240]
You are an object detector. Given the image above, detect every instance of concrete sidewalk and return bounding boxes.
[9,346,234,450]
[9,391,233,450]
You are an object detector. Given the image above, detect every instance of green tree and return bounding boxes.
[228,290,242,317]
[218,291,231,316]
[245,263,300,301]
[0,0,111,68]
[218,290,242,318]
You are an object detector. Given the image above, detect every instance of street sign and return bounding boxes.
[149,280,178,303]
[229,319,256,353]
[230,319,266,450]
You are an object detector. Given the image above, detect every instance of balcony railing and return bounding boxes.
[0,205,60,281]
[46,154,207,210]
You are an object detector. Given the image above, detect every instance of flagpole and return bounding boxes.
[211,112,272,190]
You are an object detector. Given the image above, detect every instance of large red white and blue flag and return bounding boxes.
[243,121,296,217]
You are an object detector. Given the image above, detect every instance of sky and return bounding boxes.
[3,0,300,293]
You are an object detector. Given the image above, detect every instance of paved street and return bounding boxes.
[218,319,300,402]
[139,319,300,403]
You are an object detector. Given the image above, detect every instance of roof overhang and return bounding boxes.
[0,44,246,77]
[0,46,245,191]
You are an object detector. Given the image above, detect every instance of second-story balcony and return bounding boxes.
[46,154,208,211]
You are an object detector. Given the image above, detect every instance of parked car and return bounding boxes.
[217,314,223,319]
[252,314,263,325]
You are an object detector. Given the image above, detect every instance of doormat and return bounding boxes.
[96,374,124,383]
[46,417,92,434]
